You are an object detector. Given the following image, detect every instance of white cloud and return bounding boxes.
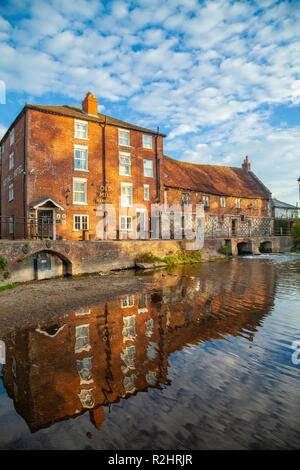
[0,0,300,203]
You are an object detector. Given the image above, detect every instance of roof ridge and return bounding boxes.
[164,154,241,170]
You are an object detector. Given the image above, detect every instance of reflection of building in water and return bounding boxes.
[1,260,276,433]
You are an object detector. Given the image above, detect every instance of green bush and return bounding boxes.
[218,245,230,256]
[291,220,300,248]
[0,257,8,270]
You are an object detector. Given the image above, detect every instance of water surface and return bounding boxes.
[0,254,299,450]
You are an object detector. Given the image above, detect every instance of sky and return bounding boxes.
[0,0,300,204]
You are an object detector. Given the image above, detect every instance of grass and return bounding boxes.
[136,250,202,266]
[0,282,20,292]
[218,245,230,256]
[0,257,8,270]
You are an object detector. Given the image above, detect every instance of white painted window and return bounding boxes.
[74,214,89,231]
[220,196,226,208]
[253,199,258,209]
[121,295,135,308]
[143,159,153,178]
[118,129,130,146]
[8,183,13,202]
[75,324,90,353]
[120,215,132,231]
[182,193,189,204]
[144,184,150,201]
[119,152,131,176]
[9,152,14,170]
[236,198,241,208]
[9,216,14,235]
[202,195,210,206]
[10,128,14,146]
[74,145,88,171]
[73,178,87,204]
[74,120,88,139]
[143,135,152,149]
[121,182,132,207]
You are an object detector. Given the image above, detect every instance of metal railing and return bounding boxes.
[0,216,53,240]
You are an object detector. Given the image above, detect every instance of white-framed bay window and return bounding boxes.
[74,214,89,231]
[118,128,130,147]
[73,177,87,204]
[119,152,131,176]
[120,215,132,231]
[74,145,88,171]
[143,134,152,149]
[121,182,133,207]
[143,159,153,178]
[74,120,88,139]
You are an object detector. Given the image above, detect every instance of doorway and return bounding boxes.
[37,209,54,239]
[136,209,146,239]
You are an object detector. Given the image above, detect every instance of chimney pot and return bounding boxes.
[242,156,251,171]
[82,92,98,116]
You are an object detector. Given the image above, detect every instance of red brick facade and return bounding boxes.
[0,92,272,240]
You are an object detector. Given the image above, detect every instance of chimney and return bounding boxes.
[242,156,251,171]
[82,91,98,116]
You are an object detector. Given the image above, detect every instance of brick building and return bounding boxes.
[0,92,272,240]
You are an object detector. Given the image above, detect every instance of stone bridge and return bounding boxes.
[0,236,294,286]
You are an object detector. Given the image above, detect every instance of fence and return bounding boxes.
[0,216,53,240]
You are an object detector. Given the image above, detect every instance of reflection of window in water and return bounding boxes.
[123,374,136,394]
[12,356,16,378]
[204,300,212,315]
[146,370,157,386]
[138,294,148,313]
[147,342,158,360]
[121,295,135,308]
[76,357,93,384]
[75,307,91,317]
[122,315,136,342]
[78,389,95,408]
[145,318,154,337]
[121,345,135,373]
[75,324,91,353]
[0,340,5,365]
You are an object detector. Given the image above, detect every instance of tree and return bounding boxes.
[291,220,300,248]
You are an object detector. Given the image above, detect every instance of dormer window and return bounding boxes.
[202,195,210,206]
[236,198,241,208]
[182,193,189,204]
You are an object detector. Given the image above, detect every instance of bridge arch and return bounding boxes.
[259,241,272,253]
[237,241,253,255]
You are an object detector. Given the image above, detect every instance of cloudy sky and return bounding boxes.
[0,0,300,204]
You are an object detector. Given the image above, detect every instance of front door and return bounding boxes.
[37,210,54,239]
[136,210,146,239]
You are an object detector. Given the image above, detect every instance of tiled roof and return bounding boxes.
[25,104,166,136]
[272,199,298,209]
[162,155,271,199]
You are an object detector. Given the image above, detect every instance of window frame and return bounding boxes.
[73,177,87,205]
[202,195,210,207]
[182,193,189,204]
[220,196,226,208]
[120,215,133,231]
[73,214,89,231]
[74,120,88,140]
[10,128,14,146]
[74,145,88,171]
[121,182,133,207]
[142,134,153,149]
[8,182,13,202]
[235,198,241,208]
[144,184,150,201]
[143,159,154,178]
[9,216,14,235]
[119,151,131,176]
[9,152,14,170]
[252,199,258,210]
[118,128,130,147]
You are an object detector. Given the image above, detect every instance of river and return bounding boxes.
[0,254,299,450]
